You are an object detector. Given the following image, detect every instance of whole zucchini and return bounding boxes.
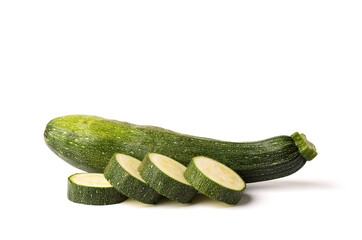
[44,115,317,183]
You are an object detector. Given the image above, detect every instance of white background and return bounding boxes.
[1,0,361,239]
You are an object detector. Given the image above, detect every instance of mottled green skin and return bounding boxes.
[241,154,306,182]
[44,115,313,183]
[67,173,127,205]
[104,154,162,204]
[138,153,197,203]
[184,158,245,205]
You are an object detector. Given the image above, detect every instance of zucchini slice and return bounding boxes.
[184,156,246,205]
[138,153,197,203]
[67,173,127,205]
[104,153,162,204]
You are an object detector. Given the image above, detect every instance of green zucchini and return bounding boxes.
[184,156,246,205]
[103,153,162,204]
[138,153,197,203]
[67,173,127,205]
[44,115,318,183]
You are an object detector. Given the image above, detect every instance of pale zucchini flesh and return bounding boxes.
[70,173,113,187]
[138,153,197,203]
[184,156,246,205]
[117,154,146,183]
[67,173,127,205]
[103,153,162,204]
[148,153,191,185]
[194,156,245,191]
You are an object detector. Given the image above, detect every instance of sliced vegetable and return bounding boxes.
[184,156,245,205]
[138,153,197,203]
[67,173,127,205]
[104,153,162,204]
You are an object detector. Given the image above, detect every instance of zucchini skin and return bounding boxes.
[104,154,162,204]
[67,174,127,205]
[44,115,313,183]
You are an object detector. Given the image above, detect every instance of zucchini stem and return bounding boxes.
[291,132,318,161]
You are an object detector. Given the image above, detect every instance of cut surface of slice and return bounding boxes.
[70,172,112,187]
[118,154,145,182]
[195,156,245,191]
[138,153,197,203]
[184,156,246,205]
[148,153,190,185]
[68,173,127,205]
[104,153,161,204]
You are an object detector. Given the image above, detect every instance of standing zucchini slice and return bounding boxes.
[67,173,127,205]
[138,153,197,203]
[104,153,162,204]
[184,156,246,205]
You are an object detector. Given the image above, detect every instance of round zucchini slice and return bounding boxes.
[67,173,127,205]
[104,153,162,204]
[184,156,246,205]
[138,153,197,203]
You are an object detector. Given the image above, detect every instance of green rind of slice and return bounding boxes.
[138,153,197,204]
[104,153,162,204]
[67,173,127,205]
[291,132,318,161]
[184,156,246,205]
